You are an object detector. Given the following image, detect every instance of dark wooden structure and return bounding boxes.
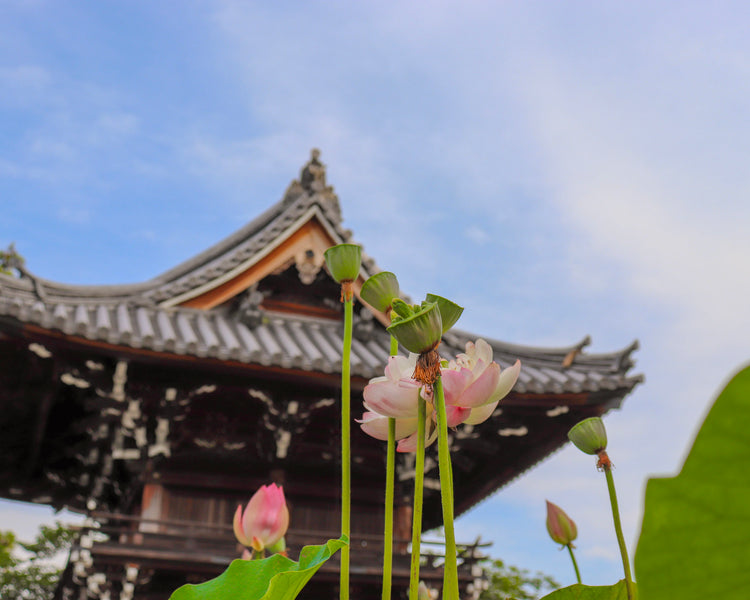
[0,151,642,599]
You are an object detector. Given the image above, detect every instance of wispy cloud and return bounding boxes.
[2,1,748,588]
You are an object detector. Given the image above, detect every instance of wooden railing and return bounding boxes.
[77,511,489,580]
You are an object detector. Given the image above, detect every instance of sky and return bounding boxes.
[1,0,749,590]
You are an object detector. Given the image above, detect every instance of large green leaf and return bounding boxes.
[169,537,347,600]
[539,580,629,600]
[635,364,750,599]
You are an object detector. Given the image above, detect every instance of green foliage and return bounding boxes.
[635,364,750,600]
[0,522,75,600]
[539,580,628,600]
[169,536,347,600]
[480,558,560,600]
[0,243,24,277]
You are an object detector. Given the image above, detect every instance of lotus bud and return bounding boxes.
[425,293,463,334]
[233,483,290,552]
[567,417,608,455]
[361,271,400,313]
[324,243,362,284]
[387,301,442,355]
[546,500,578,546]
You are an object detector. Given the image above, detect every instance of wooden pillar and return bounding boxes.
[394,497,412,554]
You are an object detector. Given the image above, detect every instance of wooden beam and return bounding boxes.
[23,370,58,481]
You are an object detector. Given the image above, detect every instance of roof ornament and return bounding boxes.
[295,248,323,285]
[281,149,343,225]
[300,148,327,193]
[561,335,592,368]
[235,283,266,329]
[0,243,48,301]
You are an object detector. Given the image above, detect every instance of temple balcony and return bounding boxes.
[56,512,489,600]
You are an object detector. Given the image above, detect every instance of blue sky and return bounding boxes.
[2,0,749,589]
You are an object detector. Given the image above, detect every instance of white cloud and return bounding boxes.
[0,65,53,106]
[3,1,749,588]
[465,226,490,245]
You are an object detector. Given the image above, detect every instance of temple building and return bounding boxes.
[0,151,642,599]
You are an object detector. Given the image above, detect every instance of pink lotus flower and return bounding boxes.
[442,339,520,425]
[359,340,520,447]
[359,354,438,452]
[233,484,290,552]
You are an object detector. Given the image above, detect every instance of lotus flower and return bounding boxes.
[233,484,290,552]
[442,339,521,425]
[546,500,578,546]
[359,354,438,452]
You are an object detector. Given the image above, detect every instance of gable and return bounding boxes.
[174,211,341,310]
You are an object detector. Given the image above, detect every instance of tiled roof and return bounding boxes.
[0,150,642,395]
[0,151,379,308]
[0,289,641,394]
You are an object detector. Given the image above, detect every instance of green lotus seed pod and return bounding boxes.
[390,298,413,319]
[425,293,464,334]
[323,244,362,283]
[360,272,400,313]
[567,417,608,455]
[387,301,442,354]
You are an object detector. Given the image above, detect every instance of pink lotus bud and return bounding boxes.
[546,500,578,546]
[233,484,290,552]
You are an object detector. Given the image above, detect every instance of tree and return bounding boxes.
[479,558,560,600]
[0,522,76,600]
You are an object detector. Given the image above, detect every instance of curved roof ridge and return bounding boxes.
[0,270,157,302]
[0,150,363,305]
[448,329,639,371]
[148,196,290,288]
[145,150,363,306]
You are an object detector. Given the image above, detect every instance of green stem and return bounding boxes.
[382,335,398,600]
[382,417,395,600]
[433,376,459,599]
[603,462,635,600]
[409,394,426,600]
[566,544,582,584]
[340,296,353,600]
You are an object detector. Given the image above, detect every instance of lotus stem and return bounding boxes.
[409,394,426,600]
[382,335,398,600]
[602,455,635,600]
[433,376,459,599]
[340,295,353,600]
[381,417,395,600]
[566,544,582,584]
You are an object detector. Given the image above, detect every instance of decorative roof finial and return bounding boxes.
[280,148,342,226]
[300,148,327,193]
